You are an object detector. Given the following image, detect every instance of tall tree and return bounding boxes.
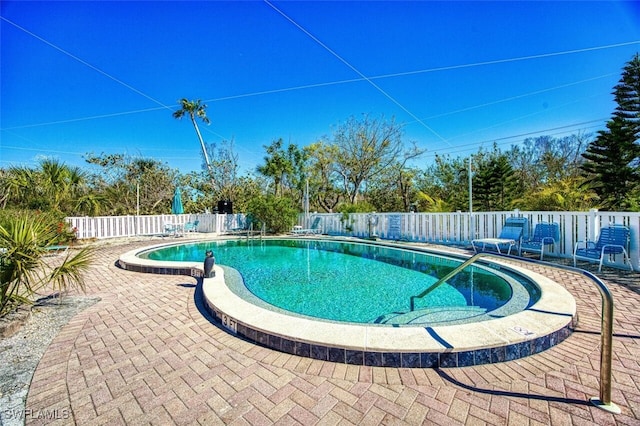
[85,153,177,215]
[207,138,240,201]
[508,134,589,197]
[581,117,640,209]
[256,139,306,200]
[331,114,408,203]
[581,54,640,210]
[472,148,515,211]
[257,139,290,197]
[613,53,640,134]
[417,154,469,211]
[305,141,341,212]
[172,98,214,179]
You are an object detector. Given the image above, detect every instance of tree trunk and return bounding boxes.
[190,116,214,180]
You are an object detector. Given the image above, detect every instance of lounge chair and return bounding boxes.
[184,220,199,233]
[227,215,254,235]
[573,224,632,272]
[472,217,528,255]
[44,245,69,256]
[163,222,182,237]
[520,222,560,260]
[292,217,323,235]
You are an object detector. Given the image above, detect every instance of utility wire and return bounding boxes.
[3,11,636,124]
[2,107,167,130]
[1,70,614,131]
[382,40,640,78]
[2,118,606,158]
[1,12,626,134]
[413,73,617,123]
[446,93,603,142]
[0,16,175,113]
[426,119,606,159]
[263,0,451,145]
[0,15,232,141]
[2,11,634,154]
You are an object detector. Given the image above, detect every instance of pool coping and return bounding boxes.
[118,238,577,368]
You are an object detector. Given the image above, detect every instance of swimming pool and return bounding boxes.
[120,237,576,367]
[141,239,539,326]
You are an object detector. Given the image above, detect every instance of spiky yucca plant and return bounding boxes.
[0,212,93,317]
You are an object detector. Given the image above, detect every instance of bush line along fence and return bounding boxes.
[66,209,640,270]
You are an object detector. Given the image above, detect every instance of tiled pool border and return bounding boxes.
[202,295,573,368]
[118,238,577,368]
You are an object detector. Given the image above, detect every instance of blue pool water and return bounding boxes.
[141,239,540,325]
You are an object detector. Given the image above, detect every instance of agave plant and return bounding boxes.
[0,212,93,317]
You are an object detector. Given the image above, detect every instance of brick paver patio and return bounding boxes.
[24,238,640,425]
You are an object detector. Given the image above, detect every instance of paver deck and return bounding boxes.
[24,236,640,425]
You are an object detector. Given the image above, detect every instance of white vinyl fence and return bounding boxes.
[302,210,639,270]
[67,213,242,239]
[67,209,640,270]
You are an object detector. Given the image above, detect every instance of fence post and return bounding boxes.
[589,208,599,240]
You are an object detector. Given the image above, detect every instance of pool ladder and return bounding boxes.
[243,223,265,240]
[409,251,620,414]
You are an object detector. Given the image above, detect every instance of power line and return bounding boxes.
[0,16,176,113]
[1,107,167,130]
[426,119,606,159]
[382,40,640,79]
[446,93,603,142]
[2,118,608,162]
[413,73,617,123]
[0,16,234,141]
[1,69,614,131]
[2,11,634,159]
[1,16,626,134]
[264,0,451,145]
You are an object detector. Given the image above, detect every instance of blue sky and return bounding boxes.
[2,1,640,175]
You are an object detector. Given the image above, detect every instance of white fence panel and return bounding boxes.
[68,210,640,270]
[67,213,241,239]
[299,210,639,270]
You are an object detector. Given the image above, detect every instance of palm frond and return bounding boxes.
[45,247,94,295]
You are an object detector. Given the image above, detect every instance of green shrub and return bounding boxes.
[247,195,298,234]
[0,209,76,245]
[0,210,93,317]
[336,202,376,232]
[335,201,376,214]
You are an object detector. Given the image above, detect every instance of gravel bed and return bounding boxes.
[0,296,100,426]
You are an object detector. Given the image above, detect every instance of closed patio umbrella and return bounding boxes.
[171,187,184,214]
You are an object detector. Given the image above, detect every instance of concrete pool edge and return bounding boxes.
[118,239,577,368]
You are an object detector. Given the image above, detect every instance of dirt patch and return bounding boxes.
[0,306,32,339]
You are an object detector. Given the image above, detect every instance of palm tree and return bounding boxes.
[0,212,94,317]
[1,159,93,214]
[1,166,34,209]
[172,99,213,178]
[40,159,90,213]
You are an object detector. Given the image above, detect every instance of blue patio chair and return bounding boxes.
[184,220,199,233]
[520,222,560,260]
[472,217,529,255]
[163,222,178,237]
[44,245,69,256]
[228,215,254,235]
[292,216,323,235]
[573,224,632,272]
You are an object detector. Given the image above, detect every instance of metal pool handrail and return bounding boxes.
[410,253,484,311]
[409,251,620,414]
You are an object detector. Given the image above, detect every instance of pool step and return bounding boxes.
[374,306,488,325]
